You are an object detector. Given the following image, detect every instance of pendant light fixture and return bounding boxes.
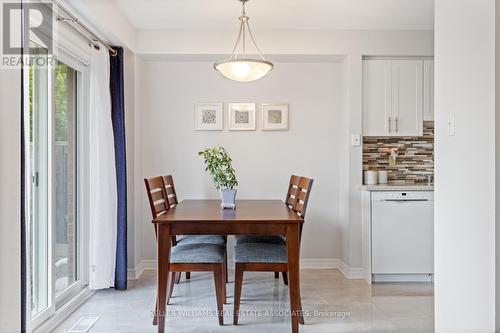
[214,0,273,82]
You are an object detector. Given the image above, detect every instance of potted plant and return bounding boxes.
[198,146,238,209]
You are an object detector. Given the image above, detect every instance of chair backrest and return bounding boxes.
[285,175,314,219]
[144,176,169,219]
[285,175,300,209]
[162,175,178,207]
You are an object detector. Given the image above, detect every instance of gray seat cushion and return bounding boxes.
[171,243,225,264]
[234,243,287,263]
[235,235,285,245]
[177,235,226,245]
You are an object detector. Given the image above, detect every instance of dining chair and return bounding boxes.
[232,175,313,326]
[234,175,303,285]
[161,175,226,282]
[144,176,227,326]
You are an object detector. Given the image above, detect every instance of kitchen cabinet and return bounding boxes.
[423,60,434,121]
[363,59,429,136]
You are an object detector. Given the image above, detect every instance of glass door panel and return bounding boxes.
[29,44,49,318]
[29,50,82,323]
[53,61,78,296]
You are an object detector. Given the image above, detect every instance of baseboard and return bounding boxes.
[372,273,434,283]
[300,259,341,269]
[339,261,364,279]
[128,259,363,280]
[127,261,144,280]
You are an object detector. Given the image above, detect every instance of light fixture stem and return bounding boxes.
[228,0,266,61]
[242,19,246,56]
[230,20,244,59]
[246,20,265,60]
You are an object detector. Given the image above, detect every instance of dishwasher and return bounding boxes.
[371,191,434,277]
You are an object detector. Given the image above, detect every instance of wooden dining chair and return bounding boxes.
[235,175,304,285]
[232,175,313,326]
[162,175,227,282]
[144,176,227,326]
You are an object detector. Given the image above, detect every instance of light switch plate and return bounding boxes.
[351,134,361,146]
[447,113,455,136]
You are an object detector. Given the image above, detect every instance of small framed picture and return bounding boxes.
[228,103,256,131]
[195,103,223,130]
[261,103,289,130]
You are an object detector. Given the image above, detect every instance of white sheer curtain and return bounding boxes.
[88,47,117,289]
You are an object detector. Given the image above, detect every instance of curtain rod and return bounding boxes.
[51,0,118,56]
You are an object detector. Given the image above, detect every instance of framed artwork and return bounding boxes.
[261,103,289,130]
[195,103,223,130]
[228,103,256,130]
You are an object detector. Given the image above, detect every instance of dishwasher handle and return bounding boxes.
[382,199,429,202]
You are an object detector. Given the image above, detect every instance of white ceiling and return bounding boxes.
[110,0,434,31]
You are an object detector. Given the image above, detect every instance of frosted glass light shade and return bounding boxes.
[214,59,273,82]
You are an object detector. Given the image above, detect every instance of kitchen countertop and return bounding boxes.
[360,184,434,191]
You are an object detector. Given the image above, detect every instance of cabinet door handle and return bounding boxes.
[388,117,392,133]
[395,117,398,133]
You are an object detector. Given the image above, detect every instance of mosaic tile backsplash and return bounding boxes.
[363,122,434,184]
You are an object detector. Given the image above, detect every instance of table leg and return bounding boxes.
[157,224,171,333]
[287,224,301,333]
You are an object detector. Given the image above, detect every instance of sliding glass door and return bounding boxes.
[53,61,78,298]
[29,43,50,318]
[28,46,89,327]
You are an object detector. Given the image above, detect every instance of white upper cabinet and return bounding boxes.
[423,60,434,121]
[363,60,392,136]
[363,59,429,136]
[391,60,423,136]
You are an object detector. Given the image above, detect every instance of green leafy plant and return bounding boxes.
[198,146,238,190]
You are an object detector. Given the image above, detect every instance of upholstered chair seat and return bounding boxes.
[171,243,225,264]
[177,235,227,246]
[234,243,287,264]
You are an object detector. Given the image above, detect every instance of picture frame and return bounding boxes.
[261,103,289,130]
[228,103,256,131]
[195,103,223,131]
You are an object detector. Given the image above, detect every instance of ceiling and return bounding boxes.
[109,0,434,31]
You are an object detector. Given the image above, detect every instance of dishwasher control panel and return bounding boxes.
[372,191,434,202]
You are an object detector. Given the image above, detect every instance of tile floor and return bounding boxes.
[55,269,434,333]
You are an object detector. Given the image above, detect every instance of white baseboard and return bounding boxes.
[372,273,434,283]
[300,259,341,269]
[128,259,363,281]
[339,261,364,279]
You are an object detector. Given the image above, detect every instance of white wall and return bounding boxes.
[124,50,147,274]
[124,48,138,270]
[138,60,348,262]
[435,0,496,331]
[124,30,433,272]
[0,69,21,332]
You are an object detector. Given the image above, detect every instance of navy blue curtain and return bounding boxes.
[109,47,127,290]
[20,0,27,330]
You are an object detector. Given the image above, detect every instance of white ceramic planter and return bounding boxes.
[220,189,237,209]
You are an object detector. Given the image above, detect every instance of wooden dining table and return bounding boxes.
[152,199,304,333]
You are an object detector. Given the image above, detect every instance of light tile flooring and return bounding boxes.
[55,269,433,333]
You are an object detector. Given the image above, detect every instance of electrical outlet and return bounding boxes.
[351,134,361,146]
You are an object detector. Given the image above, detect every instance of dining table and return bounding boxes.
[152,199,304,333]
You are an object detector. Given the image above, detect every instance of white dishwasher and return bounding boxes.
[371,191,434,277]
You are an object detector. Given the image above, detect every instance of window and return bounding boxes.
[27,46,90,328]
